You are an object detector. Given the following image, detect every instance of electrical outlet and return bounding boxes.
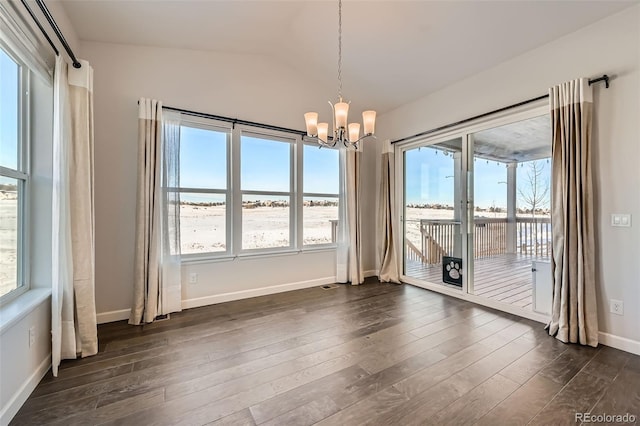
[610,299,624,316]
[189,273,198,284]
[29,326,35,347]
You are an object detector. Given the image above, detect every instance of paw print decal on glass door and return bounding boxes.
[442,256,463,287]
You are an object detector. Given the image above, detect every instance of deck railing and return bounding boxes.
[516,217,552,257]
[333,216,552,264]
[412,217,551,265]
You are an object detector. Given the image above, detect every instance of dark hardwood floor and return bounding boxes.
[12,280,640,425]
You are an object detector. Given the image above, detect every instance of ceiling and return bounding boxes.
[473,115,551,163]
[429,115,551,163]
[58,0,635,114]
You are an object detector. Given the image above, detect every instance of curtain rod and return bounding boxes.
[19,0,58,56]
[20,0,82,68]
[162,105,309,137]
[391,74,610,145]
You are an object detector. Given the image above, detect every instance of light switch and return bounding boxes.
[611,214,631,227]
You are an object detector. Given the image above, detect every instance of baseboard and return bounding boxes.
[96,308,131,324]
[97,272,382,324]
[599,331,640,355]
[0,353,51,425]
[364,269,379,278]
[182,277,337,310]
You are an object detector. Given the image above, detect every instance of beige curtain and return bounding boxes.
[130,99,182,325]
[378,140,400,283]
[547,78,598,347]
[68,60,98,358]
[336,148,363,285]
[52,58,98,375]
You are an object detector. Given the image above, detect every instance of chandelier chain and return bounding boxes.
[337,0,342,100]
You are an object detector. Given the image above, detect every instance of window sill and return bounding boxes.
[301,245,338,253]
[180,246,337,265]
[181,254,236,265]
[0,288,51,335]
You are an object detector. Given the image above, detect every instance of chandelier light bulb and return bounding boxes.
[317,122,329,143]
[363,110,376,135]
[304,112,318,136]
[348,123,360,143]
[334,101,349,130]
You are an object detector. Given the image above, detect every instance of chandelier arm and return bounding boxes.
[348,133,377,148]
[305,135,338,148]
[329,100,337,135]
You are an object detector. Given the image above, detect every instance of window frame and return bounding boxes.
[176,116,233,261]
[175,116,340,262]
[235,127,298,255]
[301,141,340,249]
[0,44,30,305]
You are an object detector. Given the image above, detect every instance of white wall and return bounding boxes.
[80,41,379,320]
[376,6,640,350]
[0,296,51,424]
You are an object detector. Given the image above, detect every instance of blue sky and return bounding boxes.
[405,146,550,209]
[0,50,19,170]
[180,128,339,200]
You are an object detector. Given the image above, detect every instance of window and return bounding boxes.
[303,144,339,246]
[0,47,28,301]
[178,122,230,255]
[175,117,340,259]
[240,133,293,250]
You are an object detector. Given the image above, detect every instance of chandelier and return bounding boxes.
[304,0,376,149]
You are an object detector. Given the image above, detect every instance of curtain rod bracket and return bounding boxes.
[588,74,609,88]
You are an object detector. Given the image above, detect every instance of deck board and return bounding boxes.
[404,254,548,311]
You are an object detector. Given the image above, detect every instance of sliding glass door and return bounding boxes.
[403,137,465,289]
[399,109,552,318]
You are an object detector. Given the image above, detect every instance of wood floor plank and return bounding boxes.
[206,409,256,426]
[260,395,340,426]
[589,359,640,422]
[498,334,568,385]
[581,345,633,383]
[51,388,165,426]
[536,344,599,385]
[427,374,520,425]
[528,370,610,425]
[314,387,409,426]
[474,374,564,425]
[249,365,368,424]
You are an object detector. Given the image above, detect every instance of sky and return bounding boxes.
[0,49,19,171]
[179,127,339,202]
[405,145,550,210]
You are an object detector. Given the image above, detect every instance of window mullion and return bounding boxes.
[295,136,303,249]
[231,127,242,255]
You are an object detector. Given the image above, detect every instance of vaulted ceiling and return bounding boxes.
[59,0,634,114]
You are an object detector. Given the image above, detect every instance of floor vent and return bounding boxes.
[321,284,339,290]
[154,314,171,321]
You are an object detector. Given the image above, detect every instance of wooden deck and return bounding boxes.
[405,253,547,311]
